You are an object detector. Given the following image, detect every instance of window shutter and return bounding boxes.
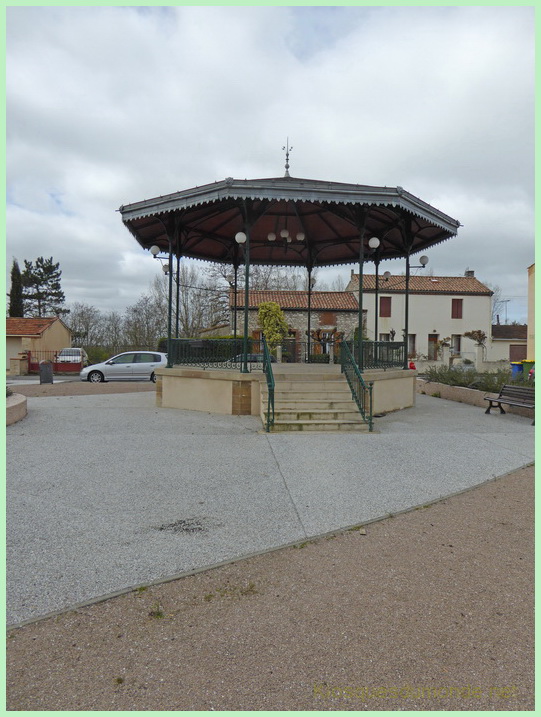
[451,299,463,319]
[380,297,392,318]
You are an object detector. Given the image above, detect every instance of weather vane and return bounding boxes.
[282,138,293,177]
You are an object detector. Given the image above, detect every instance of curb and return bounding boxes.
[6,393,27,425]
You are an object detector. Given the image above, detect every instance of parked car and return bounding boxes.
[80,351,167,383]
[56,347,89,366]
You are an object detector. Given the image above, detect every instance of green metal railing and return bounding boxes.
[168,338,251,368]
[340,341,374,432]
[349,340,405,370]
[261,336,275,432]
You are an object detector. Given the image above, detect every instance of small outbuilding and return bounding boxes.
[6,317,72,374]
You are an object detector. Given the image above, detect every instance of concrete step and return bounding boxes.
[271,374,343,384]
[269,419,370,432]
[264,385,353,395]
[270,400,360,411]
[273,409,363,421]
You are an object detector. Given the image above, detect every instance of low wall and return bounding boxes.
[156,367,262,416]
[363,369,416,414]
[156,366,416,417]
[416,379,534,419]
[6,393,28,425]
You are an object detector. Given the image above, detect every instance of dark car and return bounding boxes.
[229,353,277,365]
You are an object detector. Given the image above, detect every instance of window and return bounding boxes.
[110,353,136,364]
[451,298,463,319]
[380,296,392,318]
[136,353,160,363]
[379,333,390,342]
[451,335,461,355]
[408,334,416,357]
[319,311,336,325]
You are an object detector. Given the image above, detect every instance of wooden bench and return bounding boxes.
[484,384,535,424]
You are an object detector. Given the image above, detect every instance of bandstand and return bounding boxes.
[119,166,460,431]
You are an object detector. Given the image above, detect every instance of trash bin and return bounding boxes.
[510,362,523,379]
[521,360,534,375]
[39,360,54,384]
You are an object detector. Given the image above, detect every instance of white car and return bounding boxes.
[57,347,89,365]
[80,351,167,383]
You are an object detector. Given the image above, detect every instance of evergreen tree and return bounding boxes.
[21,256,69,317]
[8,259,24,317]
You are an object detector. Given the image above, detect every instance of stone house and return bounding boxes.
[230,290,361,360]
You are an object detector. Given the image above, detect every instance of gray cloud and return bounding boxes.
[6,5,534,321]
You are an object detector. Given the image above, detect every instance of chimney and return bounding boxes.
[464,269,475,278]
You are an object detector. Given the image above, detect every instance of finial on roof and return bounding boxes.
[282,138,293,177]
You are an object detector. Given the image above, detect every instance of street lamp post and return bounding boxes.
[403,254,429,368]
[150,243,174,367]
[357,236,380,370]
[235,231,249,373]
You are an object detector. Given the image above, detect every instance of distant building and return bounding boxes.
[527,264,535,360]
[6,317,72,364]
[489,324,527,362]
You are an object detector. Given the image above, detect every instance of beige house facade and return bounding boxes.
[346,270,495,362]
[489,324,527,362]
[6,317,72,372]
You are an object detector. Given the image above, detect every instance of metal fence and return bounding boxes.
[347,341,406,370]
[166,338,405,370]
[26,350,84,373]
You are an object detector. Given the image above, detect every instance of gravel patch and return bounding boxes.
[6,465,534,711]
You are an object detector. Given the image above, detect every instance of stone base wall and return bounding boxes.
[156,368,262,416]
[363,369,416,414]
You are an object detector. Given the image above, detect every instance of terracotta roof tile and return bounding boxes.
[347,274,493,295]
[491,324,528,340]
[6,317,59,336]
[229,290,358,311]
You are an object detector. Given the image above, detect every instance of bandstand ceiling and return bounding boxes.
[119,176,461,269]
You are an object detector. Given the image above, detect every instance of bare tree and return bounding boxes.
[66,302,104,345]
[123,292,168,348]
[101,311,125,353]
[482,281,504,323]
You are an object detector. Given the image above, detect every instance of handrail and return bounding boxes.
[261,336,275,432]
[340,341,374,432]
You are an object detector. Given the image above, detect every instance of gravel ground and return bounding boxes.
[7,464,534,711]
[6,380,534,710]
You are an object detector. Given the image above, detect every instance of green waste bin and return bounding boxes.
[510,362,523,378]
[521,360,534,375]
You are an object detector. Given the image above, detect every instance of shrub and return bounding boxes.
[424,365,531,393]
[6,386,13,398]
[86,347,111,364]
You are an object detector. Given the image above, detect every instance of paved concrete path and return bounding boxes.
[7,392,534,625]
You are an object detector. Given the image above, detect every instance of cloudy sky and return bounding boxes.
[6,5,534,323]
